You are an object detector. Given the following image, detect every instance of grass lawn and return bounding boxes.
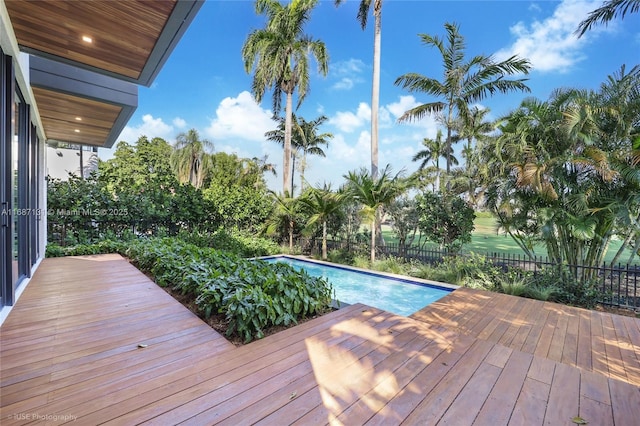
[382,214,638,266]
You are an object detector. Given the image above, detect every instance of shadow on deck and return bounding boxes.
[1,254,639,425]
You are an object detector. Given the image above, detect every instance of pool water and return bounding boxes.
[263,257,452,316]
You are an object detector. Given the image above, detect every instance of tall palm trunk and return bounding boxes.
[284,91,293,194]
[288,219,294,251]
[435,157,440,193]
[370,215,377,263]
[322,220,328,260]
[445,102,453,175]
[299,154,307,193]
[370,2,381,180]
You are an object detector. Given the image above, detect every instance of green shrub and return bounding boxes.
[530,266,599,308]
[124,238,333,343]
[352,255,371,270]
[177,228,280,257]
[411,253,502,290]
[45,240,125,257]
[45,244,66,258]
[372,256,410,275]
[217,261,333,342]
[326,248,353,264]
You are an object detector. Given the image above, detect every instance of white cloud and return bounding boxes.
[334,58,365,75]
[117,114,175,143]
[384,95,439,136]
[330,58,366,90]
[496,0,605,73]
[173,117,187,129]
[205,91,276,142]
[386,95,421,120]
[333,78,356,90]
[329,102,371,132]
[307,132,370,185]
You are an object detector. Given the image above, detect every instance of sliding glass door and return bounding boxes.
[0,48,39,309]
[0,48,14,308]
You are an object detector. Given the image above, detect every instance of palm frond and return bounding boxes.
[576,0,640,37]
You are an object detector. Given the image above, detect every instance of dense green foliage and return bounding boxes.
[46,229,280,259]
[483,66,640,273]
[124,238,333,342]
[45,239,127,257]
[344,165,413,262]
[416,192,475,253]
[203,152,273,232]
[175,228,280,257]
[299,185,345,260]
[48,136,277,246]
[386,197,420,256]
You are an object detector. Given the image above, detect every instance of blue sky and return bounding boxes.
[109,0,640,192]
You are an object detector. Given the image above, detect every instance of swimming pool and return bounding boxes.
[262,256,453,316]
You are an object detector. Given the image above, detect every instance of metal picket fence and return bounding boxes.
[304,238,640,310]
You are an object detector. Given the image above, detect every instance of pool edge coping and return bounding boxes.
[255,254,460,292]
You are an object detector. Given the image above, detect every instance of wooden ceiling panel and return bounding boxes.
[33,87,122,147]
[6,0,177,80]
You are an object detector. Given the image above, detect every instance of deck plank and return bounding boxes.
[413,288,640,387]
[472,350,533,425]
[2,256,639,425]
[400,339,495,425]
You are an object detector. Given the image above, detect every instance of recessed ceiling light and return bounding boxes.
[82,35,93,43]
[74,129,80,133]
[75,117,82,121]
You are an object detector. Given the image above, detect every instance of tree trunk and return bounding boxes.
[446,103,453,175]
[291,154,296,196]
[283,91,293,194]
[79,146,84,179]
[370,215,377,264]
[289,219,294,252]
[299,153,306,193]
[322,220,327,260]
[370,1,381,180]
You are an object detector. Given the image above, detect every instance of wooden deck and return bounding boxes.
[1,255,639,425]
[411,287,640,387]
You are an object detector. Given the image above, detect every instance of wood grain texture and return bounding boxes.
[413,287,640,386]
[6,0,176,79]
[2,255,639,425]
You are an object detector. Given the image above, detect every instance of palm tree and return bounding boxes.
[344,165,410,263]
[242,0,329,194]
[334,0,383,178]
[394,22,531,182]
[242,155,277,189]
[264,190,298,251]
[170,129,214,189]
[300,184,344,260]
[296,115,333,192]
[265,114,301,192]
[266,114,333,194]
[412,129,457,192]
[484,80,640,273]
[576,0,639,37]
[458,106,494,205]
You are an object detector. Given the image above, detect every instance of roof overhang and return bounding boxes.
[5,0,203,148]
[30,55,137,148]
